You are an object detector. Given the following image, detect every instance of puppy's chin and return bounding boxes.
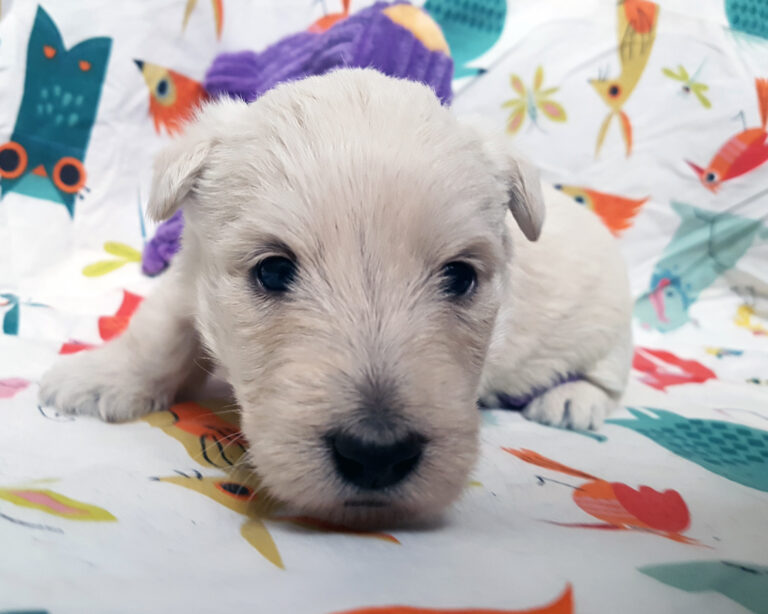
[261,467,472,530]
[293,496,451,531]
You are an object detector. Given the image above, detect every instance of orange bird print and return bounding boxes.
[134,60,209,136]
[143,401,247,468]
[554,184,647,236]
[59,290,143,354]
[182,0,224,39]
[687,78,768,192]
[334,585,573,614]
[503,449,702,545]
[590,1,659,157]
[98,290,143,341]
[309,0,351,33]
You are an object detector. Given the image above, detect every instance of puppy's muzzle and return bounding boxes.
[327,431,426,490]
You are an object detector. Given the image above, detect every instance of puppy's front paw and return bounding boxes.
[523,380,616,430]
[39,350,169,423]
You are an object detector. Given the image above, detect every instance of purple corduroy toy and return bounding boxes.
[141,1,454,276]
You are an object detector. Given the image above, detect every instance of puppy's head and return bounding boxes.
[149,69,544,526]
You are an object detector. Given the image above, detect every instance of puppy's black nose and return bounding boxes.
[328,432,425,490]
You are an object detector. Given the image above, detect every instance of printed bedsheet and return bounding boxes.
[1,1,767,612]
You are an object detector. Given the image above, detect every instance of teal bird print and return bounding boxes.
[634,201,768,332]
[0,6,111,217]
[608,408,768,492]
[726,0,768,40]
[0,293,20,335]
[0,293,46,336]
[640,560,768,614]
[423,0,506,79]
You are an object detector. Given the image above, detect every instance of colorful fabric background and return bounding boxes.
[1,1,767,613]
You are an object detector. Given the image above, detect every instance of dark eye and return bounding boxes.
[215,482,253,499]
[440,262,477,298]
[574,195,585,204]
[251,256,296,293]
[608,84,621,97]
[156,78,169,98]
[705,172,717,183]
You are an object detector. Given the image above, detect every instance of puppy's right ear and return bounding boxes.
[146,135,211,222]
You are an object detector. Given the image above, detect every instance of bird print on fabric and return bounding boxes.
[57,290,142,354]
[687,78,768,192]
[333,584,574,614]
[143,401,247,469]
[634,201,767,332]
[309,0,350,33]
[153,465,399,570]
[152,468,285,568]
[0,6,111,217]
[146,402,398,568]
[0,293,48,336]
[504,448,702,545]
[590,0,659,157]
[726,0,768,40]
[639,560,768,614]
[608,408,768,492]
[632,347,717,391]
[182,0,224,38]
[423,0,506,78]
[134,60,208,136]
[553,184,647,236]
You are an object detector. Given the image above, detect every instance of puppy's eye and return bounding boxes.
[440,261,477,298]
[251,256,296,293]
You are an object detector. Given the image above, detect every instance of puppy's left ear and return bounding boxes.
[465,120,546,241]
[503,154,545,241]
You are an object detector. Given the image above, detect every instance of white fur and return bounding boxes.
[39,69,632,526]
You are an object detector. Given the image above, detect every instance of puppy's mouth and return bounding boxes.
[343,499,389,508]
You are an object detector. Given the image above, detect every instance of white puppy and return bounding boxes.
[40,69,632,526]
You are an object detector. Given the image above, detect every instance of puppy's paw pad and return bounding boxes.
[523,380,615,430]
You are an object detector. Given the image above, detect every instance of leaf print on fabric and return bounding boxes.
[82,242,141,277]
[0,378,30,399]
[0,487,116,521]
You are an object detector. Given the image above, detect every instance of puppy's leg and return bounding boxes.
[39,269,203,422]
[524,330,632,430]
